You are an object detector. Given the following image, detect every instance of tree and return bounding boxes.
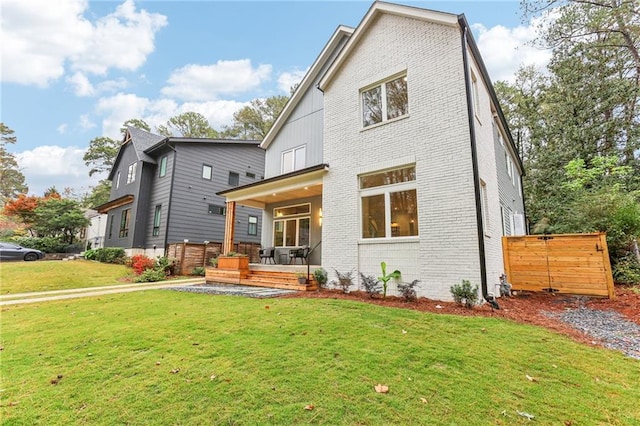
[0,123,28,204]
[120,119,150,135]
[83,136,120,177]
[3,194,40,235]
[83,180,112,208]
[221,95,289,140]
[33,198,89,244]
[156,112,219,138]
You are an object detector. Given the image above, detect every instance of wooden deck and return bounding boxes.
[205,264,319,291]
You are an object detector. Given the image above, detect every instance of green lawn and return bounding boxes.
[0,260,130,294]
[1,291,638,425]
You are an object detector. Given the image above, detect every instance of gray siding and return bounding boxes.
[144,148,174,248]
[493,121,525,234]
[264,34,350,178]
[167,143,265,245]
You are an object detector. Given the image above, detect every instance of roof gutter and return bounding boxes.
[459,17,496,308]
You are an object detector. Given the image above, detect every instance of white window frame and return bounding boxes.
[273,203,311,247]
[248,215,258,236]
[126,162,136,184]
[202,164,213,180]
[115,171,121,189]
[361,73,408,128]
[359,166,418,241]
[281,145,306,174]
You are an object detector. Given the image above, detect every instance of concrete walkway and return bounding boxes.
[0,277,205,306]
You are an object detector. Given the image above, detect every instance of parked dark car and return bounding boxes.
[0,242,44,261]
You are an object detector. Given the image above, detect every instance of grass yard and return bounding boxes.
[0,260,130,294]
[1,291,638,425]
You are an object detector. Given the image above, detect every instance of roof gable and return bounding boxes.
[318,1,458,91]
[260,25,354,150]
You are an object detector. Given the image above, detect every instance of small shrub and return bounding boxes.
[155,256,176,275]
[612,255,640,285]
[93,247,126,264]
[378,261,401,298]
[333,269,354,293]
[359,273,381,298]
[134,268,167,283]
[398,279,420,302]
[450,280,479,308]
[313,268,328,289]
[84,248,97,260]
[131,254,155,275]
[192,266,206,276]
[11,236,66,253]
[210,257,218,267]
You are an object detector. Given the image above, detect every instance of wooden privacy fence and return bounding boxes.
[502,233,615,298]
[166,242,261,275]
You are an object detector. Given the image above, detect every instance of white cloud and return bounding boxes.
[278,67,309,93]
[473,15,552,83]
[67,72,95,97]
[79,114,95,131]
[1,0,166,87]
[95,93,248,137]
[162,59,272,101]
[16,146,103,196]
[57,124,68,135]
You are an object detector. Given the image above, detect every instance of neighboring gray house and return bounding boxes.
[97,127,265,256]
[219,1,526,302]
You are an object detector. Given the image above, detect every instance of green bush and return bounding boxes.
[313,268,328,289]
[192,266,205,276]
[11,236,66,253]
[92,247,126,264]
[450,280,478,308]
[359,273,381,298]
[398,279,420,302]
[84,248,97,260]
[612,254,640,285]
[134,268,167,283]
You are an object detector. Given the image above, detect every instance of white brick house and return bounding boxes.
[219,1,525,302]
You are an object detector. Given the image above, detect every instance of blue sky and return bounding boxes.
[1,0,550,197]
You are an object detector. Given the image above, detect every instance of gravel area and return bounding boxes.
[167,283,298,299]
[547,307,640,359]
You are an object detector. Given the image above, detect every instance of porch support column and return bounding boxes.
[222,201,236,255]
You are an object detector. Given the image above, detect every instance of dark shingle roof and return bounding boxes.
[127,126,166,164]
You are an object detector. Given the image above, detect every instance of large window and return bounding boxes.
[282,145,306,174]
[159,156,167,177]
[126,162,136,184]
[248,215,258,236]
[273,203,310,247]
[152,205,162,237]
[362,74,408,127]
[119,209,131,238]
[202,164,212,180]
[360,166,418,239]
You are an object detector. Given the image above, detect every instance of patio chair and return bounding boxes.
[289,245,309,264]
[259,247,276,264]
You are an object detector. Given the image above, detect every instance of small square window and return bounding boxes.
[159,156,168,177]
[208,204,226,215]
[202,164,212,180]
[246,172,256,179]
[362,74,407,127]
[248,215,258,235]
[228,171,239,186]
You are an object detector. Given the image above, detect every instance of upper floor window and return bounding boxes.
[471,70,480,118]
[159,156,168,177]
[228,171,239,186]
[202,164,212,180]
[360,165,417,239]
[115,171,121,189]
[361,74,408,127]
[282,145,306,174]
[126,162,136,184]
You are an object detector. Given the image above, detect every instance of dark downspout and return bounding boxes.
[460,20,494,307]
[163,144,178,256]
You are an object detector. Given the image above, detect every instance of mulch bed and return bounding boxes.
[284,286,640,347]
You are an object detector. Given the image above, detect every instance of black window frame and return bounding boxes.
[248,215,258,235]
[152,204,162,237]
[228,171,240,186]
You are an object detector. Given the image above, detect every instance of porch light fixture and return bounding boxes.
[319,207,323,226]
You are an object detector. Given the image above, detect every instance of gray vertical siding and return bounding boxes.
[264,34,350,178]
[144,147,174,248]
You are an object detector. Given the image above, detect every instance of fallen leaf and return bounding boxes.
[402,330,407,334]
[525,374,538,382]
[517,410,535,420]
[170,368,180,374]
[210,374,216,381]
[374,384,389,393]
[564,421,573,426]
[481,328,487,333]
[420,397,428,404]
[265,305,270,309]
[435,305,443,309]
[304,404,314,411]
[155,361,161,366]
[192,343,199,346]
[552,364,558,369]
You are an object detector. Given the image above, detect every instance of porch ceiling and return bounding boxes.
[222,166,326,208]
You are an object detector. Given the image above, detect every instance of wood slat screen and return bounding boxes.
[502,233,615,299]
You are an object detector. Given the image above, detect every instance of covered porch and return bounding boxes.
[212,164,328,290]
